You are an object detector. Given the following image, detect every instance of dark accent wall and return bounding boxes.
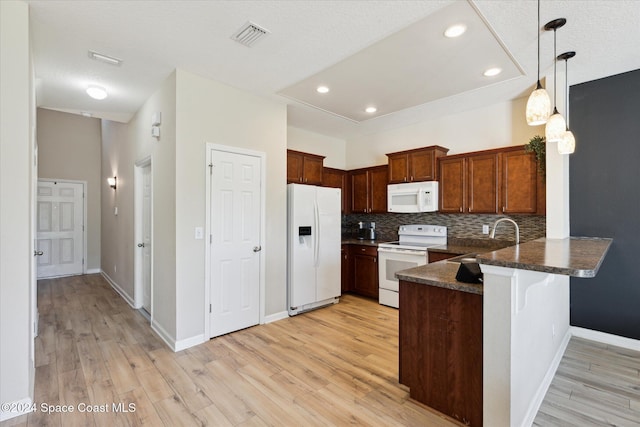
[570,69,640,340]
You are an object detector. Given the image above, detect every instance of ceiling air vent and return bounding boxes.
[231,21,270,47]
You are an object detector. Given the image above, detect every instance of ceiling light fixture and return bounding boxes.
[557,51,576,154]
[444,24,466,38]
[86,85,108,100]
[544,18,567,143]
[525,0,551,126]
[365,107,377,113]
[316,86,329,94]
[88,50,122,66]
[483,67,502,77]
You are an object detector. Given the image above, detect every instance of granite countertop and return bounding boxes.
[341,238,380,247]
[477,237,613,278]
[396,261,483,295]
[428,238,513,256]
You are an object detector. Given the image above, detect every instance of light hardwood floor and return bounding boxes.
[2,274,462,427]
[533,337,640,426]
[3,274,639,426]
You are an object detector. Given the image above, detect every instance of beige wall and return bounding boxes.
[101,72,177,340]
[37,108,102,271]
[345,97,541,169]
[0,0,35,414]
[175,69,287,341]
[287,126,347,169]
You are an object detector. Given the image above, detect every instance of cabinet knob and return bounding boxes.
[459,207,463,213]
[410,176,413,181]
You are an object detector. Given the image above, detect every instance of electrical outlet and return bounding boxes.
[482,224,489,234]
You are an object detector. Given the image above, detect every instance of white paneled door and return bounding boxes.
[36,180,84,278]
[209,149,261,338]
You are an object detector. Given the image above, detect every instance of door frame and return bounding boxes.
[134,156,153,311]
[36,178,88,277]
[204,143,266,339]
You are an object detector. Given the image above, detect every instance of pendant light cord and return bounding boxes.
[553,29,557,109]
[537,0,540,81]
[565,59,569,128]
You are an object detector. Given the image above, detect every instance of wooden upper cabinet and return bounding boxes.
[286,150,324,185]
[387,146,449,184]
[501,147,538,214]
[439,157,466,213]
[467,153,499,214]
[438,146,543,215]
[322,167,349,214]
[350,165,388,214]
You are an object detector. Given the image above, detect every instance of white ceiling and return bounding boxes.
[27,0,640,140]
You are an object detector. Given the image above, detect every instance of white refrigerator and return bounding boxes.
[287,183,341,316]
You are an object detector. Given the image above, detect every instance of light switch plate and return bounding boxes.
[195,227,204,240]
[482,224,489,234]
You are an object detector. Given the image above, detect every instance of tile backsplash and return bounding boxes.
[344,212,546,244]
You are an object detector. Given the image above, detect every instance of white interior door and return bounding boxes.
[141,164,152,313]
[36,180,84,278]
[209,149,261,338]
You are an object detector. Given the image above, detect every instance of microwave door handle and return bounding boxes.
[417,189,425,211]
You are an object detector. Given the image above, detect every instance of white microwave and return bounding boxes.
[387,181,438,213]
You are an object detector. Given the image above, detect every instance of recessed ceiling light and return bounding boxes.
[483,67,502,77]
[81,112,92,117]
[316,86,329,94]
[444,24,466,38]
[86,85,108,100]
[365,107,377,113]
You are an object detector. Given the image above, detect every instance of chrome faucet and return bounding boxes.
[490,218,520,244]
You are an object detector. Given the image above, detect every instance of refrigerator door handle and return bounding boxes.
[314,201,320,267]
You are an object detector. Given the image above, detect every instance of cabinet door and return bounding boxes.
[341,245,351,293]
[352,253,378,298]
[388,154,409,184]
[467,153,499,214]
[323,167,347,213]
[350,170,369,213]
[409,150,436,182]
[502,150,537,214]
[369,166,388,213]
[439,157,465,213]
[287,151,304,183]
[302,155,323,185]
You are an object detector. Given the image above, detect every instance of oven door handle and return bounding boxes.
[378,247,427,256]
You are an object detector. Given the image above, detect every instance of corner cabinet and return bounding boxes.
[287,150,324,185]
[387,146,449,184]
[349,165,388,214]
[322,167,349,214]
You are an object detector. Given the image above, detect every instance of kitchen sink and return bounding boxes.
[447,253,478,263]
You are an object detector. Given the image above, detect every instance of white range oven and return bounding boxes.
[377,224,447,308]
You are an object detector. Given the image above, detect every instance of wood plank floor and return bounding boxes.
[3,273,638,426]
[1,274,462,427]
[533,337,640,426]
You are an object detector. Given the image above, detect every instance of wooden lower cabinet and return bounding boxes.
[427,251,458,263]
[399,280,483,426]
[348,245,378,299]
[341,244,351,293]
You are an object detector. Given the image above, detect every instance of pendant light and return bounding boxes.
[525,0,551,125]
[544,18,567,143]
[557,51,576,154]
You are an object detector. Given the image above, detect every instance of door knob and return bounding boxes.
[34,250,44,256]
[137,243,145,248]
[253,246,262,252]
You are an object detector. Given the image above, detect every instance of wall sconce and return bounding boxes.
[108,176,117,190]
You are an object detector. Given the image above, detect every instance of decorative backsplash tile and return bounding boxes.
[343,212,546,244]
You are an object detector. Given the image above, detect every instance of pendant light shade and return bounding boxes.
[546,108,566,143]
[558,129,575,154]
[544,18,567,143]
[557,51,577,154]
[526,0,550,125]
[526,86,551,125]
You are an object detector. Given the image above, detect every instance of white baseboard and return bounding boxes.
[0,397,34,422]
[86,268,101,274]
[521,328,572,427]
[571,326,640,351]
[263,310,288,324]
[100,271,136,309]
[175,334,206,352]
